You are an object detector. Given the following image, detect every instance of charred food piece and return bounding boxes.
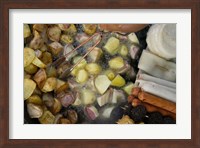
[110,105,124,122]
[119,102,133,116]
[130,105,146,122]
[163,116,176,124]
[147,112,163,124]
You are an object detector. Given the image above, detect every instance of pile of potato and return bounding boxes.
[24,24,80,124]
[24,24,140,124]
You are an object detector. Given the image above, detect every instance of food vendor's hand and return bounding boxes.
[99,24,148,33]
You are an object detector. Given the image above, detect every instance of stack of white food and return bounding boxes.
[136,24,176,103]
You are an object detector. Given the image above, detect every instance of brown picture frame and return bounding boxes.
[0,0,199,147]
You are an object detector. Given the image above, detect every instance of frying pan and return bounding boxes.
[24,25,150,124]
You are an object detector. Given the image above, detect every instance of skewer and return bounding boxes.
[57,32,102,79]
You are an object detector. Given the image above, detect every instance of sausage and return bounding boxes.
[99,24,148,33]
[143,102,176,120]
[138,91,176,114]
[131,87,141,97]
[128,95,135,103]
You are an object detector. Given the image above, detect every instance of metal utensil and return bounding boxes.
[50,32,102,79]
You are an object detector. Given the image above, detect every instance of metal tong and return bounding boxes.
[51,32,102,79]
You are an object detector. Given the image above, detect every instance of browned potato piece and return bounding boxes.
[60,118,71,124]
[56,79,65,89]
[50,98,62,115]
[24,71,32,79]
[42,93,55,108]
[60,34,74,44]
[40,44,48,52]
[54,79,68,93]
[46,66,57,77]
[57,61,71,76]
[40,28,49,44]
[58,24,70,31]
[35,49,43,58]
[54,114,63,124]
[32,57,46,68]
[41,52,52,65]
[42,77,57,92]
[24,47,35,67]
[48,41,63,56]
[87,47,103,62]
[83,24,97,35]
[33,69,47,88]
[65,110,78,124]
[55,83,68,94]
[24,24,31,38]
[39,110,55,124]
[26,95,43,105]
[24,63,38,74]
[29,31,44,50]
[33,24,46,32]
[117,115,134,124]
[32,86,42,96]
[47,26,61,42]
[24,78,36,100]
[27,103,43,118]
[64,24,77,36]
